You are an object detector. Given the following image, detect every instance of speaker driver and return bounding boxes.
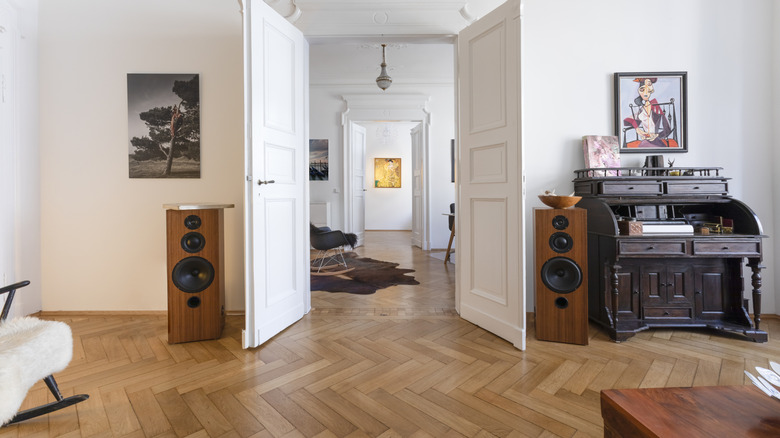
[181,232,205,253]
[549,232,573,253]
[552,215,569,230]
[541,257,582,293]
[172,256,215,293]
[184,215,202,230]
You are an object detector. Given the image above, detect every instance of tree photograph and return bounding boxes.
[127,73,200,178]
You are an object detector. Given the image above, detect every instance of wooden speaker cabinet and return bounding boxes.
[534,208,588,345]
[165,205,228,343]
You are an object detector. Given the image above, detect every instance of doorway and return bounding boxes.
[341,94,432,250]
[360,121,418,234]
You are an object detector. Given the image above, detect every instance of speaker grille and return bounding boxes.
[549,232,573,253]
[181,232,205,253]
[172,256,215,293]
[540,257,582,293]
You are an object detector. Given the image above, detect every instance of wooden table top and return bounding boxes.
[601,385,780,437]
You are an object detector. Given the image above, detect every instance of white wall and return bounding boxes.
[522,0,777,313]
[309,43,456,248]
[0,0,41,317]
[38,0,245,311]
[363,122,416,230]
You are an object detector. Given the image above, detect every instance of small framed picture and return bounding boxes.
[614,71,687,153]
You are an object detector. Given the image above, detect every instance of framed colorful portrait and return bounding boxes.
[614,71,687,153]
[374,158,401,188]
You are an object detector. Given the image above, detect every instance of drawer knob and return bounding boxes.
[663,311,670,316]
[722,246,730,250]
[633,290,639,295]
[648,246,655,250]
[695,291,702,295]
[693,186,700,190]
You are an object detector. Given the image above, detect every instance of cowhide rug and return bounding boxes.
[311,253,419,295]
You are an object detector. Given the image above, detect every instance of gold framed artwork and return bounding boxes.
[374,158,401,188]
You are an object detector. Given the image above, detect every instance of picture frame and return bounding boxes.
[582,135,620,175]
[374,158,401,188]
[614,71,687,153]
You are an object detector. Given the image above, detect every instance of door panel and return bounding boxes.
[411,124,423,248]
[243,0,309,349]
[349,122,366,246]
[457,0,524,350]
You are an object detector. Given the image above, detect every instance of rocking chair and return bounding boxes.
[310,223,358,275]
[0,281,89,426]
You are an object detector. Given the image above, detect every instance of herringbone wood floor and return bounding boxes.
[6,231,780,437]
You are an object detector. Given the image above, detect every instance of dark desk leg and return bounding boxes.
[748,259,764,330]
[610,262,621,332]
[444,226,455,264]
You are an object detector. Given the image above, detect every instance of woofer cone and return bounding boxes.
[181,232,205,253]
[541,257,582,294]
[172,256,215,293]
[549,232,573,253]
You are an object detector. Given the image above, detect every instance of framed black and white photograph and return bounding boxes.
[614,71,687,153]
[127,73,200,178]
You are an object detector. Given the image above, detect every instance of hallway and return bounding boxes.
[311,231,456,315]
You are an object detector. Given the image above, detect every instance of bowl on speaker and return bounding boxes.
[538,195,582,209]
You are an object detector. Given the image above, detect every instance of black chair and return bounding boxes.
[0,281,89,426]
[310,224,358,274]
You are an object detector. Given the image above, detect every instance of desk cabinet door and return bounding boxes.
[694,263,732,321]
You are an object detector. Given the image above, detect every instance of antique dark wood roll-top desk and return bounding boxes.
[573,167,767,342]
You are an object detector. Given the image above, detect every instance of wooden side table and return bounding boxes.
[601,386,780,437]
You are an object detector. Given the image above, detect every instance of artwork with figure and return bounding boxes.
[583,135,620,175]
[309,139,329,181]
[615,72,687,153]
[127,74,200,178]
[374,158,401,188]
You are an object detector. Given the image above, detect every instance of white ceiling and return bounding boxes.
[265,0,506,40]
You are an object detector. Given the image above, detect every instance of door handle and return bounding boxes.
[257,180,275,185]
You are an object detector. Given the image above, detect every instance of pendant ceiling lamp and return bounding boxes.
[376,44,392,91]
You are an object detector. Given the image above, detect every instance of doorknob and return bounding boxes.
[257,180,275,185]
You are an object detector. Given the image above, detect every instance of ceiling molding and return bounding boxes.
[264,0,501,37]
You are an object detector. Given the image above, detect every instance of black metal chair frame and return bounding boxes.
[310,224,354,274]
[1,281,89,426]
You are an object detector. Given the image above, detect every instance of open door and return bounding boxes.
[457,0,525,350]
[346,121,366,246]
[243,0,310,349]
[410,123,423,248]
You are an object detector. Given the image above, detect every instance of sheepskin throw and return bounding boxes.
[0,317,73,425]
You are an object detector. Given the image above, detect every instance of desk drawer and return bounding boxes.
[619,241,686,255]
[692,240,760,256]
[644,307,692,319]
[601,182,663,195]
[666,182,728,195]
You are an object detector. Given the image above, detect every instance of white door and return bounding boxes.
[410,123,423,248]
[243,0,310,349]
[348,122,366,246]
[457,0,525,350]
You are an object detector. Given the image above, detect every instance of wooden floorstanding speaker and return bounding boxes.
[165,205,227,343]
[534,207,588,345]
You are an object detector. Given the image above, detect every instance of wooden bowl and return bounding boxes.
[538,195,582,209]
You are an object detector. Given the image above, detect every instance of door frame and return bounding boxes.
[341,94,432,250]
